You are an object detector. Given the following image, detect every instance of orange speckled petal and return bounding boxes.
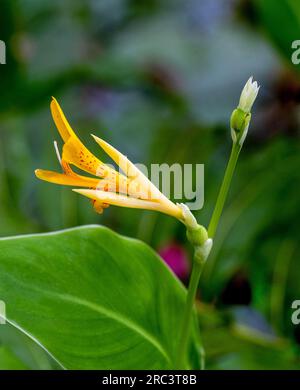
[62,135,108,177]
[62,136,130,195]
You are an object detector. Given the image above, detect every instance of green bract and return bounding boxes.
[230,108,251,146]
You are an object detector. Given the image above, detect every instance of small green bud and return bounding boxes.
[177,203,212,262]
[186,224,208,247]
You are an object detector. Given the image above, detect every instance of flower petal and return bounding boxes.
[92,200,110,214]
[62,137,130,195]
[35,169,110,188]
[51,97,118,179]
[92,135,165,201]
[73,189,182,218]
[62,136,107,177]
[51,97,77,143]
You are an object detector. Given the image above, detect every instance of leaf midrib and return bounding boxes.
[49,291,171,364]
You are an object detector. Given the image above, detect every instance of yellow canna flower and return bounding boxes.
[35,98,183,219]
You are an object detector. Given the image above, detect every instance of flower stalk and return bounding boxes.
[175,205,212,369]
[175,257,205,369]
[208,77,259,238]
[175,77,259,369]
[208,142,241,238]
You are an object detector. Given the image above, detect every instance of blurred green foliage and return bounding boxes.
[0,0,300,369]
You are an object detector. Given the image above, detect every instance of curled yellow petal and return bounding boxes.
[50,98,108,177]
[51,97,122,181]
[92,200,110,214]
[51,97,77,143]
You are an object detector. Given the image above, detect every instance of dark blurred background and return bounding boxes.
[0,0,300,369]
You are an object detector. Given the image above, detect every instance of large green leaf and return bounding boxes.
[0,225,198,369]
[0,324,60,370]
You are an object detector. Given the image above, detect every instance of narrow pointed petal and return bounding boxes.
[91,135,172,204]
[91,135,130,175]
[73,189,182,218]
[50,98,108,177]
[35,169,107,188]
[51,98,108,177]
[50,98,77,143]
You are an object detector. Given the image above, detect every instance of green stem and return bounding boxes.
[175,141,243,369]
[208,142,241,238]
[175,259,204,369]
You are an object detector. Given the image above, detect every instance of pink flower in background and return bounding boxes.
[159,243,191,280]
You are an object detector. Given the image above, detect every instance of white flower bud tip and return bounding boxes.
[177,203,198,229]
[238,76,260,113]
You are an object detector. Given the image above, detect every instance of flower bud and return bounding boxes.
[186,224,208,247]
[231,77,259,146]
[177,203,209,246]
[238,76,259,113]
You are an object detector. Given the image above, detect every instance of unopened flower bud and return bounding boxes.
[186,225,208,248]
[238,76,259,113]
[231,77,259,146]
